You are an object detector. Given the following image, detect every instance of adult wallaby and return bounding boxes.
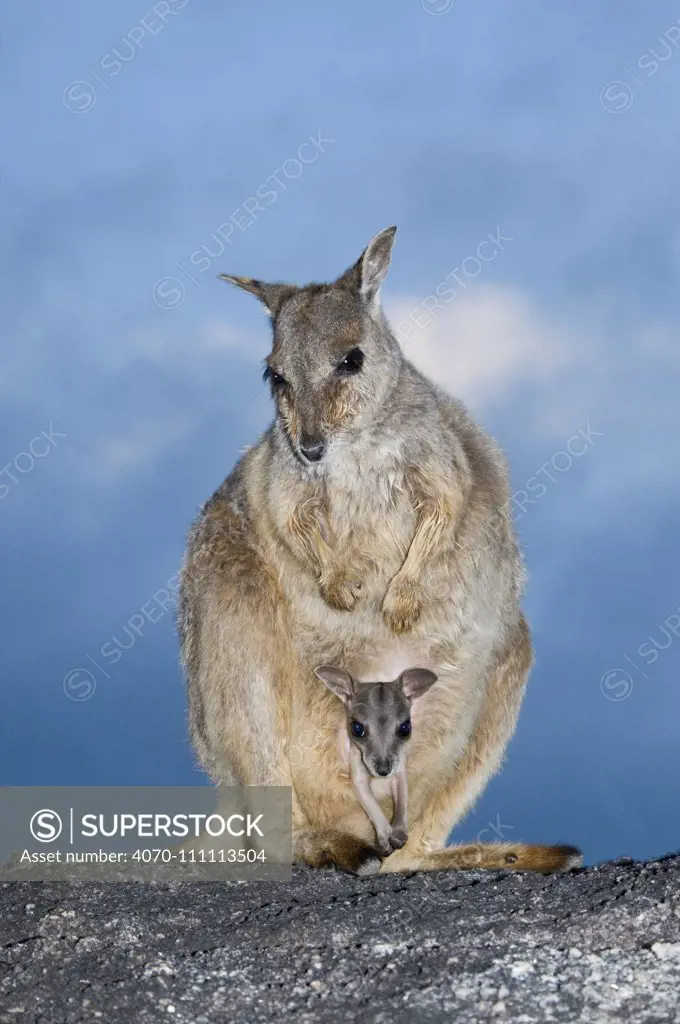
[179,227,581,876]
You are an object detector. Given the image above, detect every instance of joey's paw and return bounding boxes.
[375,832,394,858]
[382,576,424,634]
[388,827,408,851]
[320,568,363,611]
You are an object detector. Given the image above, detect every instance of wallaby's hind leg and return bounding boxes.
[184,566,294,789]
[381,615,579,874]
[182,529,382,873]
[295,830,382,875]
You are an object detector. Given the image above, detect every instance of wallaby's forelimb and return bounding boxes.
[349,747,394,854]
[288,496,364,611]
[383,463,469,633]
[391,770,408,841]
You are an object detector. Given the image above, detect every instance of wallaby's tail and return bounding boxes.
[380,842,582,874]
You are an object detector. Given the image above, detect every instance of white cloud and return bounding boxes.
[385,285,680,505]
[385,286,574,411]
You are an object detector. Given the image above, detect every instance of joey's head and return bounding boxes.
[219,227,402,469]
[313,665,438,778]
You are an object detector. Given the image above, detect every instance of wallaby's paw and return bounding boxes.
[376,839,393,858]
[297,830,384,874]
[377,843,417,873]
[375,828,395,857]
[348,841,383,876]
[331,834,383,875]
[320,568,363,611]
[382,576,423,633]
[355,852,383,876]
[388,827,408,851]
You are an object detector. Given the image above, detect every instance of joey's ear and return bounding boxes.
[336,226,397,308]
[218,274,295,316]
[400,668,438,702]
[313,665,354,704]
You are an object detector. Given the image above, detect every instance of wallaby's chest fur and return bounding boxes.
[271,433,417,594]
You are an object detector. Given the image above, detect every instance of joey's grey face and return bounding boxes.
[347,683,413,779]
[314,665,438,779]
[219,227,399,466]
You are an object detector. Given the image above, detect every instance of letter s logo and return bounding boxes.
[30,809,63,842]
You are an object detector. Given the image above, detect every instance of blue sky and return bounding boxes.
[2,0,680,864]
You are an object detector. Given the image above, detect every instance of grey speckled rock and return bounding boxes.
[1,855,679,1023]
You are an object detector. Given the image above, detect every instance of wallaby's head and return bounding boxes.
[313,665,438,778]
[219,227,402,467]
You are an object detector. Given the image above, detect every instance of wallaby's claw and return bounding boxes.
[382,576,424,633]
[320,569,363,611]
[388,827,408,850]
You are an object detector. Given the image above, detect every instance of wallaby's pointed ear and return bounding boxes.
[400,668,438,702]
[218,274,295,316]
[313,665,354,704]
[336,226,397,309]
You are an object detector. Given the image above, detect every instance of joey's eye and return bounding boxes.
[336,347,364,375]
[397,720,411,738]
[350,720,366,739]
[263,366,286,389]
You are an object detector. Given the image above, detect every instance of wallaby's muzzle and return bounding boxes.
[299,437,325,463]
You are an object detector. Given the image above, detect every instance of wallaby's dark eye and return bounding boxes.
[336,348,364,375]
[397,720,411,738]
[263,365,286,389]
[350,720,366,739]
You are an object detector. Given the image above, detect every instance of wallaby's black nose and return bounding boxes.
[375,760,392,777]
[299,440,325,463]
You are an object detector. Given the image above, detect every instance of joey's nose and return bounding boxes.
[299,439,325,463]
[375,760,392,777]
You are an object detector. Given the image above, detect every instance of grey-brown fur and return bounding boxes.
[179,227,581,876]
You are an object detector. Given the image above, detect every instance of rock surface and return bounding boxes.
[1,855,679,1023]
